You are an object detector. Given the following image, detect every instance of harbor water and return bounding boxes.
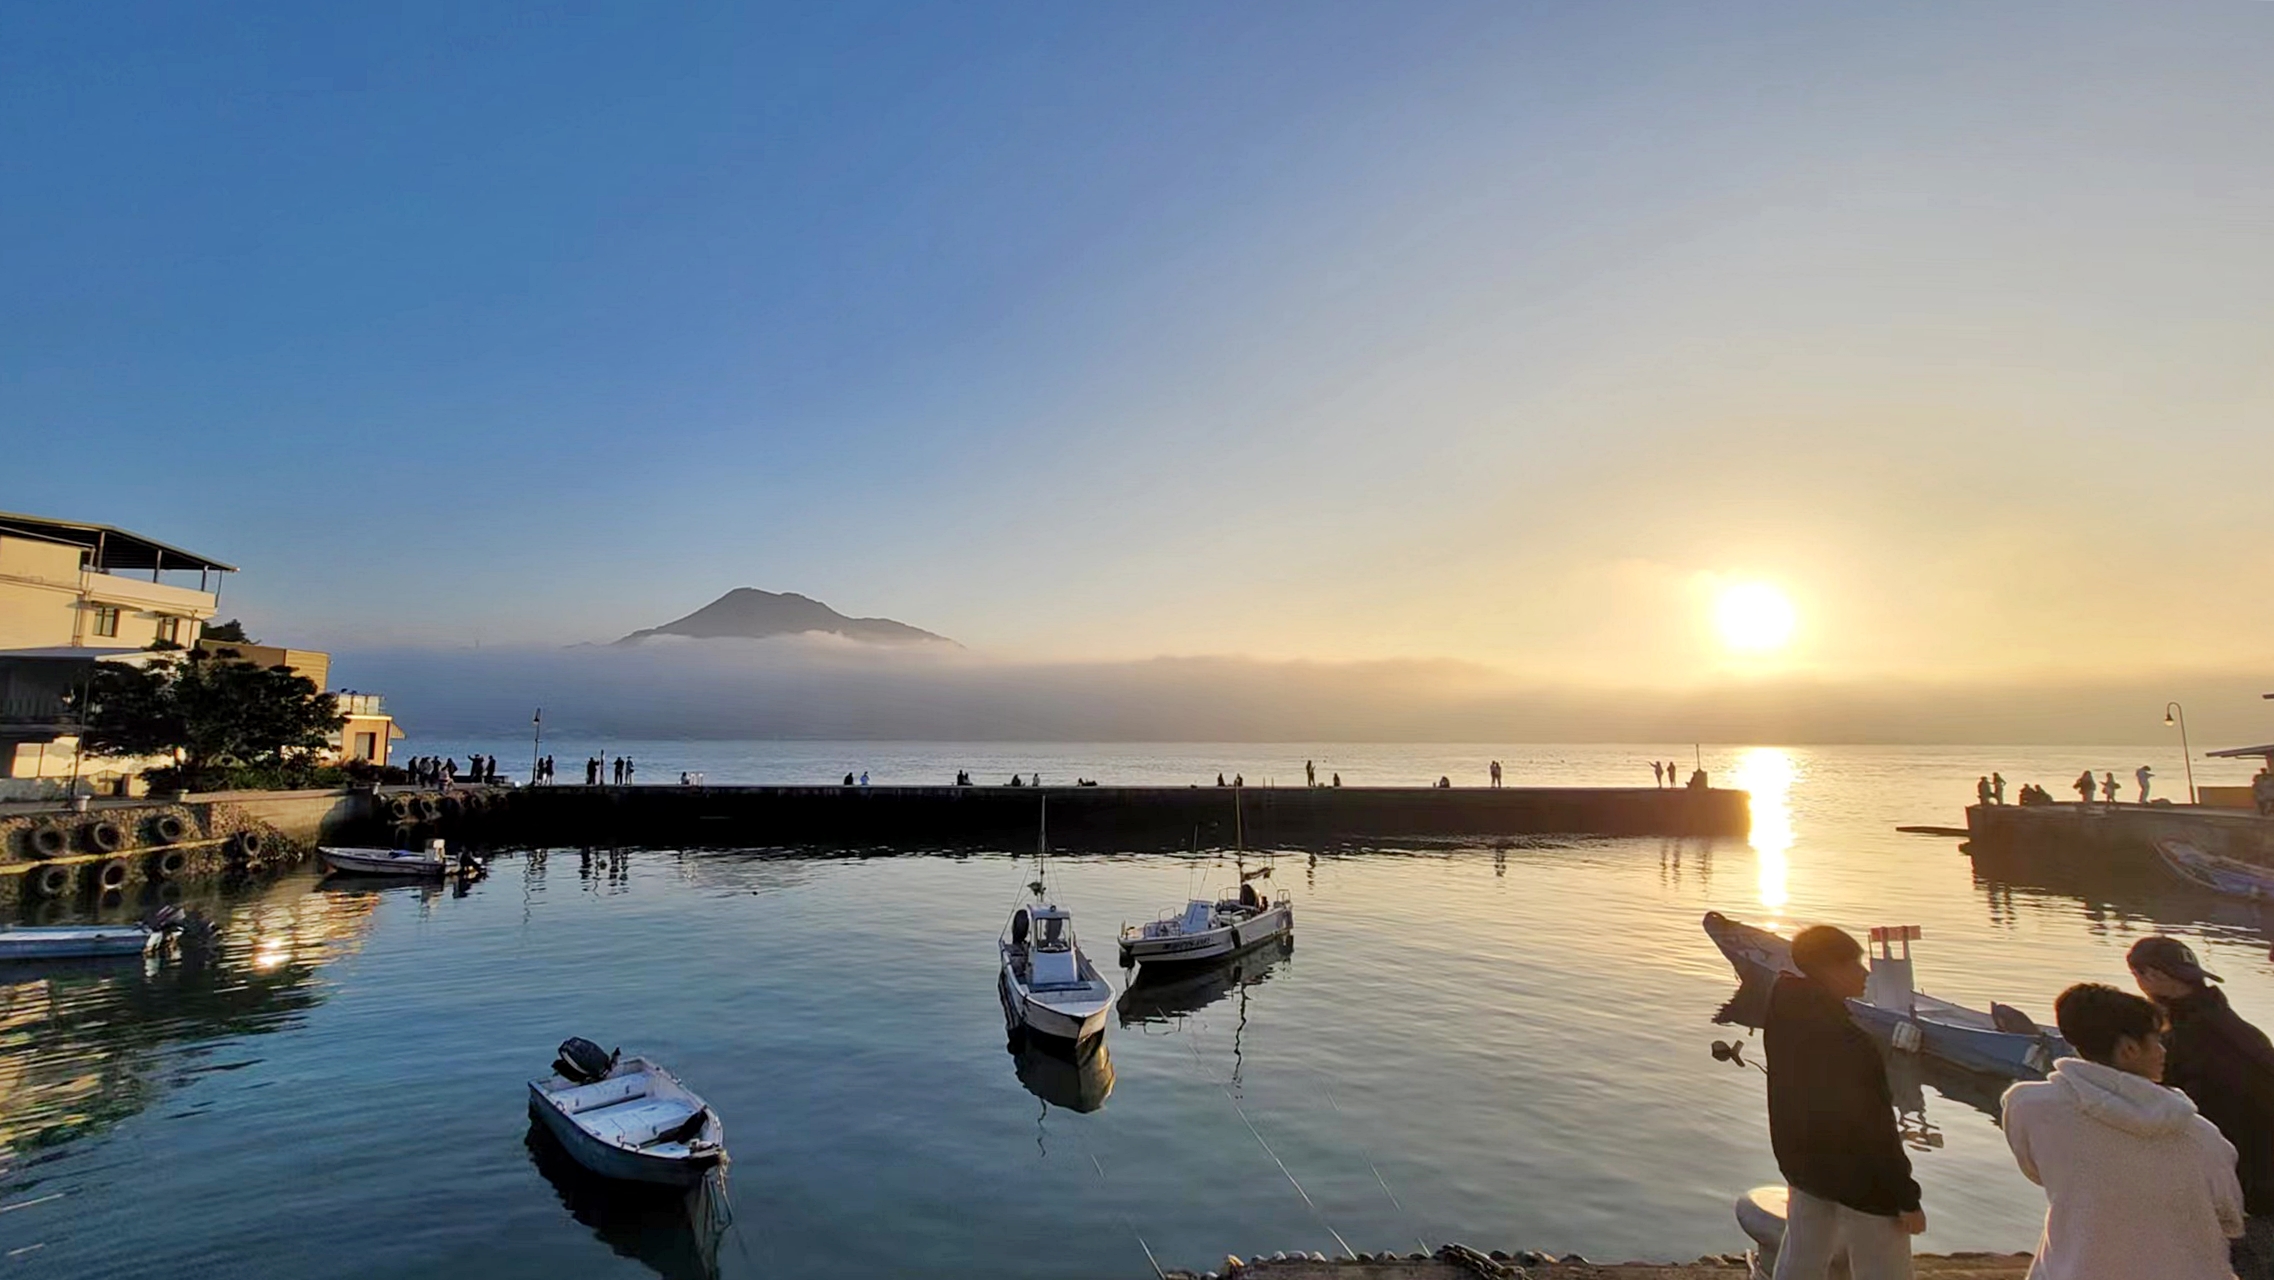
[5,744,2269,1278]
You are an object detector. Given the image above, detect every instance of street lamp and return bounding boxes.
[2164,702,2196,805]
[530,708,543,786]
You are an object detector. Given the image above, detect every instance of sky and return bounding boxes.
[5,2,2272,736]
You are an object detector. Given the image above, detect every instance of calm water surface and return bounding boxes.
[4,743,2268,1278]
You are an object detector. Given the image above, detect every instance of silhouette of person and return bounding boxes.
[2135,765,2153,804]
[1653,761,1664,788]
[1977,776,1993,806]
[860,770,869,787]
[1490,760,1503,788]
[624,757,634,783]
[1217,773,1226,787]
[843,772,854,786]
[2074,769,2095,802]
[2102,771,2119,803]
[1233,774,1244,787]
[1991,772,2006,804]
[1332,772,1341,787]
[1306,759,1316,787]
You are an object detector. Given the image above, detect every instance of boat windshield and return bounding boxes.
[1038,915,1069,950]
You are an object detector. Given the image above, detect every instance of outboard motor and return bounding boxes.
[554,1037,619,1084]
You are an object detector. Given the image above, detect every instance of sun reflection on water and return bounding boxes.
[1732,747,1796,914]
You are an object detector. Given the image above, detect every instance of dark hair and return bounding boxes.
[2054,983,2163,1065]
[1790,925,1864,980]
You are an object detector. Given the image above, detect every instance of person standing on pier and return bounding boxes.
[2103,772,2119,804]
[2130,937,2274,1280]
[1978,777,1994,807]
[1763,925,1923,1280]
[1992,772,2006,804]
[1653,761,1664,788]
[1306,759,1316,787]
[2002,982,2244,1280]
[2075,770,2096,803]
[2136,765,2154,805]
[1490,760,1502,788]
[624,757,635,783]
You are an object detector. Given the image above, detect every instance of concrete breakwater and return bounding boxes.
[1966,800,2274,873]
[378,783,1751,851]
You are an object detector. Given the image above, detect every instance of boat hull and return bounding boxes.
[998,968,1110,1045]
[1701,911,2065,1080]
[0,926,159,961]
[526,1085,723,1188]
[1119,903,1294,970]
[2157,838,2274,900]
[320,847,446,877]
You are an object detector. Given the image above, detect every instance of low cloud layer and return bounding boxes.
[336,637,2272,747]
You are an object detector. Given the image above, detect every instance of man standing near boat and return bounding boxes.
[2130,936,2274,1280]
[1763,925,1924,1280]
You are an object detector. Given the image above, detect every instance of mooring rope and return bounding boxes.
[1071,1123,1167,1280]
[1225,1090,1355,1260]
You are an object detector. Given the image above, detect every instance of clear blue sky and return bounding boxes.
[6,3,2270,688]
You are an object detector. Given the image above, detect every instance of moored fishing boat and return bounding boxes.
[2155,837,2274,900]
[0,906,187,962]
[527,1038,727,1187]
[998,798,1114,1046]
[320,838,484,879]
[1119,793,1293,970]
[1702,911,2069,1079]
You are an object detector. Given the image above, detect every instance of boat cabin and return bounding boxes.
[1010,904,1085,989]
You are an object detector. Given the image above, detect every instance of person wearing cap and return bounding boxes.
[1763,925,1924,1280]
[2003,982,2244,1280]
[2131,936,2274,1280]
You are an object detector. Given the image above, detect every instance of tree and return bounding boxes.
[79,650,344,790]
[202,619,253,643]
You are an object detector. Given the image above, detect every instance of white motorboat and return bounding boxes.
[320,839,481,879]
[1119,871,1292,971]
[1703,911,2069,1079]
[0,905,188,962]
[0,922,167,961]
[528,1038,727,1187]
[998,798,1114,1046]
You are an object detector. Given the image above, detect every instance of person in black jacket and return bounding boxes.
[1763,925,1925,1280]
[2131,935,2274,1280]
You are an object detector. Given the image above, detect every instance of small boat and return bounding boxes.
[998,799,1114,1046]
[2156,838,2274,900]
[527,1038,727,1187]
[1120,795,1294,971]
[320,838,483,879]
[0,906,187,962]
[1702,911,2069,1079]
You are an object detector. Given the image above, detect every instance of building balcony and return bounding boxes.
[81,571,218,618]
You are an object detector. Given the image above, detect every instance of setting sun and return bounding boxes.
[1715,582,1797,653]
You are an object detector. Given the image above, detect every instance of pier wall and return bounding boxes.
[442,783,1749,851]
[1966,801,2274,872]
[0,789,361,920]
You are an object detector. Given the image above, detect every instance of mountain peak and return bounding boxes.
[616,588,953,647]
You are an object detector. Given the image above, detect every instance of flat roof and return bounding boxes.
[2207,743,2274,759]
[0,510,236,573]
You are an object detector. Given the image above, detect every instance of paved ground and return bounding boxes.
[1169,1249,2032,1279]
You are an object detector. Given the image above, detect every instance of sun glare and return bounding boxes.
[1714,582,1796,653]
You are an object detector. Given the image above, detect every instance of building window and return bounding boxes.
[155,616,181,645]
[91,605,120,637]
[354,732,378,761]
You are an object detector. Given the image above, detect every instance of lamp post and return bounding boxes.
[2164,702,2195,805]
[530,708,543,787]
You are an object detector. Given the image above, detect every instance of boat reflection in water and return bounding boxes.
[524,1123,732,1280]
[1116,936,1291,1028]
[1008,1031,1116,1113]
[0,875,375,1162]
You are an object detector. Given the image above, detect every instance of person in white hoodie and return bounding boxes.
[2003,982,2245,1280]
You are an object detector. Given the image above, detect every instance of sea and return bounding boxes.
[3,742,2266,1279]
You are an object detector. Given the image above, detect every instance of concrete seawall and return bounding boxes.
[417,784,1751,850]
[1966,801,2274,871]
